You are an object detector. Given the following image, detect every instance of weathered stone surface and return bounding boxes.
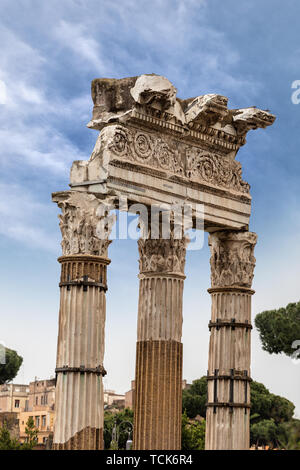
[130,74,177,108]
[206,230,257,450]
[209,231,257,288]
[53,191,116,257]
[88,73,275,139]
[138,236,187,275]
[232,107,276,134]
[89,76,138,130]
[133,340,182,450]
[134,232,187,450]
[184,94,229,126]
[52,193,115,450]
[52,73,275,452]
[53,426,103,450]
[71,74,275,233]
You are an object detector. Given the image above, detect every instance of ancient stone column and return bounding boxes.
[52,191,114,450]
[133,231,188,450]
[205,231,257,450]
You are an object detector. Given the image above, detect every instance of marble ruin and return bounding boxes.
[52,74,275,450]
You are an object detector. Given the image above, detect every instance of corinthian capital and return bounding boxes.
[138,234,188,276]
[52,191,116,257]
[208,231,257,288]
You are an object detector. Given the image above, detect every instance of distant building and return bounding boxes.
[125,381,135,410]
[0,412,20,440]
[0,378,55,446]
[0,383,30,413]
[182,380,191,391]
[18,409,55,445]
[104,389,125,409]
[28,378,55,411]
[18,378,55,445]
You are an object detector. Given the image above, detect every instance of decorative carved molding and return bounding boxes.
[138,234,188,275]
[52,191,116,257]
[108,125,249,193]
[88,74,276,146]
[186,147,250,193]
[208,231,257,288]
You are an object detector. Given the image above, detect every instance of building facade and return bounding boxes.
[0,378,55,446]
[0,384,29,413]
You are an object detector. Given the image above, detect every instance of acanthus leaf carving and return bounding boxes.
[209,231,257,288]
[138,234,188,275]
[54,192,116,257]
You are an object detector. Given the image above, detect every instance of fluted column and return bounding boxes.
[133,233,187,450]
[205,231,257,450]
[52,191,114,450]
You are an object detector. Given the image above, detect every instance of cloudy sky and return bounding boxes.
[1,0,300,416]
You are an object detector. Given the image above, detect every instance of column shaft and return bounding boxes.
[53,255,109,450]
[205,231,257,450]
[133,237,187,450]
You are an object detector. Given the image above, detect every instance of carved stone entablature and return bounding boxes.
[232,107,276,135]
[208,231,257,288]
[138,235,188,276]
[68,74,276,233]
[52,191,116,257]
[91,124,250,194]
[87,74,276,152]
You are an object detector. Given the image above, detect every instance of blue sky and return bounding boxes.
[1,0,300,415]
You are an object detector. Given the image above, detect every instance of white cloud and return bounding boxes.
[0,183,59,252]
[0,80,7,105]
[0,26,92,176]
[0,125,86,175]
[54,20,108,72]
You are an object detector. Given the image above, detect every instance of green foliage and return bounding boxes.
[0,423,21,450]
[22,416,38,450]
[255,301,300,358]
[182,375,297,449]
[182,377,207,418]
[181,411,205,450]
[250,381,294,424]
[277,419,300,450]
[104,408,133,450]
[0,348,23,385]
[250,419,278,448]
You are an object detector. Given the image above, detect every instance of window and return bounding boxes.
[35,416,40,428]
[36,396,38,405]
[41,396,44,405]
[42,415,46,428]
[14,400,20,408]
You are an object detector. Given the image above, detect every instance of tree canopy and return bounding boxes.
[0,424,21,450]
[182,375,297,448]
[255,301,300,359]
[104,408,133,450]
[181,411,205,450]
[0,347,23,385]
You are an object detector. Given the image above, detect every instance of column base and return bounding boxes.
[133,340,182,450]
[52,427,103,450]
